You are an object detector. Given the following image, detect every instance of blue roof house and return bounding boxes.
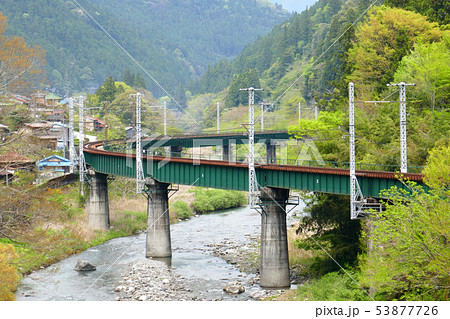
[37,155,72,180]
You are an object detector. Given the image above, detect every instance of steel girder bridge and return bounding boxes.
[82,130,424,288]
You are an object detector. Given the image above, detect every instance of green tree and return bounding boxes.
[295,194,362,275]
[96,76,118,103]
[122,69,135,87]
[359,144,450,300]
[224,69,261,108]
[173,82,187,108]
[348,6,442,95]
[394,32,450,110]
[133,72,147,89]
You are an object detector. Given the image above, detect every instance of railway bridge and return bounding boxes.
[83,131,423,288]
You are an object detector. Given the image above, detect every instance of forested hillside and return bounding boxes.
[185,0,449,301]
[0,0,289,95]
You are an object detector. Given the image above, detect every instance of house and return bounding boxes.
[36,155,71,180]
[0,151,35,183]
[21,122,53,136]
[85,116,105,132]
[45,93,63,107]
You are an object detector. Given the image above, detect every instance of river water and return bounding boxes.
[17,204,304,301]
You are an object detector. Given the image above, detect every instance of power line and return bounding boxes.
[254,0,380,125]
[70,0,200,127]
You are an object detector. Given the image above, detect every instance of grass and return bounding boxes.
[293,271,372,301]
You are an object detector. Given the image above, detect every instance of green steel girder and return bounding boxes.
[133,131,292,149]
[84,151,422,198]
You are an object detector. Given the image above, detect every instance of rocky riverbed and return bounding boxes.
[115,232,297,301]
[115,259,196,301]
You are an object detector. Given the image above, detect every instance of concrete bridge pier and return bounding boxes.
[266,142,277,164]
[145,178,172,258]
[88,172,110,230]
[259,186,290,288]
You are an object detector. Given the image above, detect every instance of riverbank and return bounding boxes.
[3,181,248,300]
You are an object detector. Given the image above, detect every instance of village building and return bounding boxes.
[0,151,35,183]
[36,155,71,180]
[85,116,105,132]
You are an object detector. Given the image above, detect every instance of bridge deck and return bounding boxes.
[84,141,423,198]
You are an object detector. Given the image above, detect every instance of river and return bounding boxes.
[17,204,304,301]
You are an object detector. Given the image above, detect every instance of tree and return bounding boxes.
[385,0,450,25]
[359,144,450,300]
[394,32,450,110]
[122,69,135,87]
[295,194,362,275]
[133,72,147,89]
[0,12,46,95]
[95,76,117,103]
[173,82,187,108]
[224,69,261,108]
[348,6,442,95]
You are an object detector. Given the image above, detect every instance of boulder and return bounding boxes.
[74,260,96,271]
[223,281,245,294]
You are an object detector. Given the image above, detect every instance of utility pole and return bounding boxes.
[163,101,167,136]
[131,93,144,194]
[314,101,318,120]
[217,102,220,134]
[102,101,110,140]
[387,82,415,174]
[240,87,263,209]
[298,102,301,120]
[68,97,76,174]
[260,102,265,132]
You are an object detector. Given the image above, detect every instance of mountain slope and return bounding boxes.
[0,0,289,95]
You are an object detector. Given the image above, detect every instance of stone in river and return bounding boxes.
[74,260,96,271]
[223,281,245,294]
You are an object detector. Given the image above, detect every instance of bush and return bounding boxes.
[0,244,19,301]
[191,188,246,213]
[170,200,193,220]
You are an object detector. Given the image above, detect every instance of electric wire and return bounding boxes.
[71,0,200,127]
[254,0,380,125]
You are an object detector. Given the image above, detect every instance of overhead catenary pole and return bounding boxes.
[78,95,85,185]
[349,83,357,219]
[132,93,144,194]
[387,82,415,174]
[68,97,76,173]
[240,87,263,209]
[260,102,264,132]
[217,102,220,134]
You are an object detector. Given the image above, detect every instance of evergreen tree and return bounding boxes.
[122,69,135,86]
[133,73,147,89]
[173,82,187,108]
[96,76,117,103]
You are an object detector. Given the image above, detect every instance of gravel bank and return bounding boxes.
[115,259,195,301]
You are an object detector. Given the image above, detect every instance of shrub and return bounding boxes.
[170,201,193,220]
[0,244,19,301]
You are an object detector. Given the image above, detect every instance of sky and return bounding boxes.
[268,0,319,12]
